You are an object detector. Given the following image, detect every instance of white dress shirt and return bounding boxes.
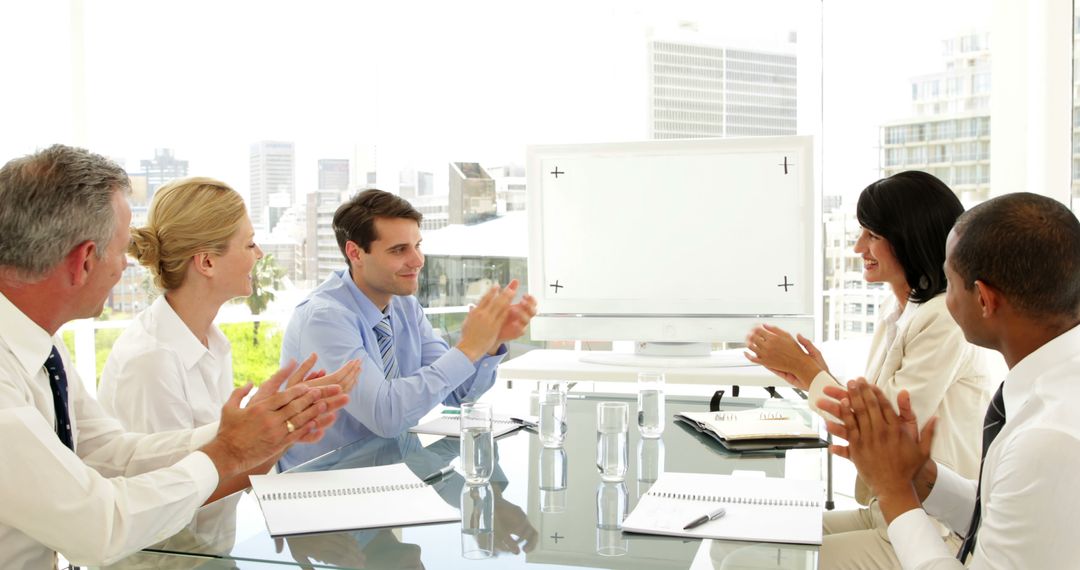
[0,292,220,569]
[888,323,1080,569]
[99,295,233,432]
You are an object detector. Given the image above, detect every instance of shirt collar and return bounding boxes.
[334,269,393,328]
[1001,322,1080,418]
[149,295,212,371]
[0,290,56,377]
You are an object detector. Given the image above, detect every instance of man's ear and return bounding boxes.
[345,241,364,268]
[973,280,1001,318]
[66,240,97,287]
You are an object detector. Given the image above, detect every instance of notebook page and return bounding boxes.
[622,472,823,545]
[251,463,459,536]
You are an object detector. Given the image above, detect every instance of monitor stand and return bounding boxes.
[577,342,755,369]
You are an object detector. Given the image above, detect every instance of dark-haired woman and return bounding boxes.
[745,171,1000,569]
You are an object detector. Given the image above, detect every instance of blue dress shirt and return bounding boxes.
[279,270,506,470]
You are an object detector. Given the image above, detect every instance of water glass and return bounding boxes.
[596,402,629,482]
[538,383,567,448]
[460,483,494,559]
[637,371,666,438]
[460,402,493,485]
[539,447,568,513]
[595,481,629,556]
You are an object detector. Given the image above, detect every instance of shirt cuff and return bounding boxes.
[808,371,841,423]
[191,422,219,450]
[887,508,956,569]
[439,347,484,381]
[478,344,509,367]
[176,451,220,504]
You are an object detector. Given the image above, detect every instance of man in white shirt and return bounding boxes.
[0,145,355,568]
[818,192,1080,569]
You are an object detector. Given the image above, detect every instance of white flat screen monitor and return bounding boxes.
[526,136,818,345]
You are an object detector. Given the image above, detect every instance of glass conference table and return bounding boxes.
[101,392,825,569]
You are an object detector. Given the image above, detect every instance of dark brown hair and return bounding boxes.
[333,189,423,262]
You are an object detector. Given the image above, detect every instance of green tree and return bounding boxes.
[246,254,285,346]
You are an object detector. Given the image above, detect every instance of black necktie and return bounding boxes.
[957,381,1006,562]
[43,346,74,450]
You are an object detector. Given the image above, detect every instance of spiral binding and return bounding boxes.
[648,489,819,508]
[714,410,789,422]
[435,416,518,426]
[261,481,426,501]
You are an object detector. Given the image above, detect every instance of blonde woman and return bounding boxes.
[99,177,357,432]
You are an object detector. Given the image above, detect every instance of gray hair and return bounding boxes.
[0,144,131,282]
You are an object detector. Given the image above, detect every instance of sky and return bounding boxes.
[0,0,991,205]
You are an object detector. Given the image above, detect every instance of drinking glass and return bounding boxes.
[595,481,629,556]
[596,402,629,482]
[538,382,567,447]
[637,438,665,499]
[460,402,493,485]
[539,447,568,513]
[637,371,666,438]
[460,483,494,559]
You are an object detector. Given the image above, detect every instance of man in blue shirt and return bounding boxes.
[280,189,536,469]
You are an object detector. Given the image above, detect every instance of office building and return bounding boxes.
[448,162,497,225]
[487,163,527,214]
[880,33,992,203]
[306,189,349,285]
[249,141,296,230]
[139,148,188,202]
[399,168,435,200]
[318,159,350,191]
[648,37,797,139]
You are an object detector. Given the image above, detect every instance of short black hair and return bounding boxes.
[856,170,964,303]
[333,189,423,263]
[951,192,1080,320]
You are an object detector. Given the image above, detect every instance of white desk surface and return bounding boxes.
[498,348,786,387]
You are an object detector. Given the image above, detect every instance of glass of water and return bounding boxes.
[596,402,629,482]
[637,371,665,438]
[538,382,567,448]
[460,402,493,485]
[460,483,494,559]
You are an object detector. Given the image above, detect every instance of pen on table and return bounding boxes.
[442,409,461,415]
[683,507,726,530]
[509,416,538,428]
[422,465,455,484]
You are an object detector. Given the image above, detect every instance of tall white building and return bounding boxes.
[305,189,348,286]
[880,33,992,203]
[647,36,797,139]
[249,141,296,230]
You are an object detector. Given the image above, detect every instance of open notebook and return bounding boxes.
[674,409,827,452]
[408,413,532,438]
[622,472,824,545]
[250,463,459,537]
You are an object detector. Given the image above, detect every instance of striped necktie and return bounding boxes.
[44,346,74,450]
[957,381,1006,562]
[373,314,400,380]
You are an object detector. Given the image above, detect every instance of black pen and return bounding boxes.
[509,416,538,428]
[421,465,455,484]
[683,507,726,530]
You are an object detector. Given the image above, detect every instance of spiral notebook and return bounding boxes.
[408,413,532,438]
[250,463,459,537]
[622,472,824,545]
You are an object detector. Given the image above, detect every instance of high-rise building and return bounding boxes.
[139,148,188,202]
[487,163,527,214]
[880,33,992,203]
[399,168,435,200]
[306,189,348,285]
[448,162,496,225]
[318,159,350,191]
[647,37,797,139]
[249,141,295,230]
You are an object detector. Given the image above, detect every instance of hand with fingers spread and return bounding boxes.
[824,379,937,523]
[200,358,352,482]
[456,283,516,361]
[493,494,539,555]
[743,323,826,390]
[286,353,361,395]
